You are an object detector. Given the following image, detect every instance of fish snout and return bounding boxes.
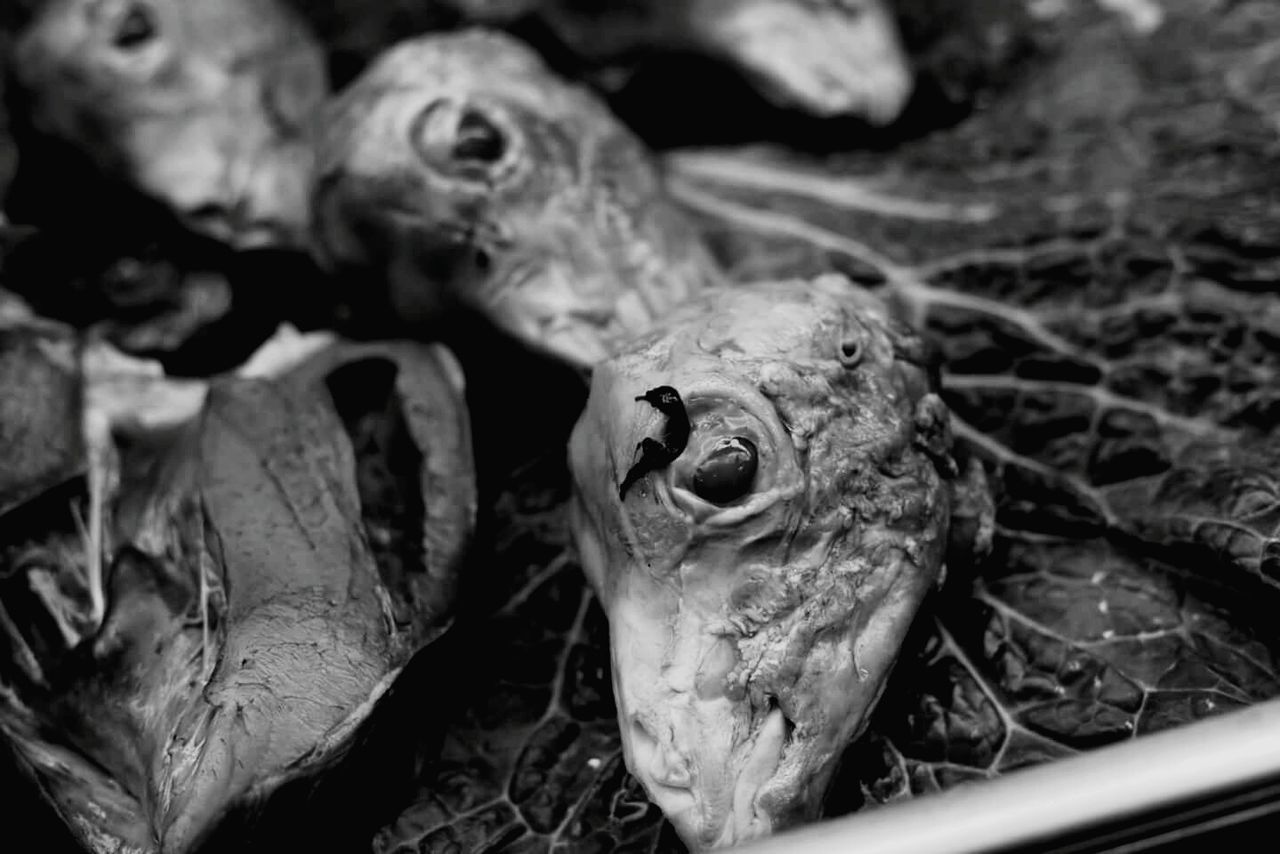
[610,607,792,850]
[621,695,791,851]
[167,146,311,250]
[627,714,695,791]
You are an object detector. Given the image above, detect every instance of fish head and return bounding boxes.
[568,275,961,849]
[313,29,718,369]
[12,0,327,247]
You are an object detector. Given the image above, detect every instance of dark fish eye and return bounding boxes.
[453,109,506,163]
[692,437,758,505]
[113,4,157,50]
[413,99,510,180]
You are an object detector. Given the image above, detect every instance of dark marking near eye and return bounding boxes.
[114,4,157,50]
[618,386,690,501]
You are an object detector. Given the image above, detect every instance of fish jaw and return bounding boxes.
[604,580,789,850]
[462,233,718,371]
[578,500,948,850]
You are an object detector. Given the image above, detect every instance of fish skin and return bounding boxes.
[0,339,474,853]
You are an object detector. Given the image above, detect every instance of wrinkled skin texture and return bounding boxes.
[443,0,914,122]
[0,339,475,853]
[10,0,327,248]
[311,29,722,369]
[568,277,966,849]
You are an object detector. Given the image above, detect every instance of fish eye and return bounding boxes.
[412,98,510,180]
[692,437,758,505]
[113,3,157,51]
[452,109,506,163]
[838,337,863,367]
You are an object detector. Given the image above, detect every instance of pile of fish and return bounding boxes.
[5,2,1276,854]
[0,1,960,852]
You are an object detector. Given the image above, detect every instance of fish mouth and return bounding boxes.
[591,545,940,851]
[179,203,292,250]
[605,591,808,851]
[624,694,797,851]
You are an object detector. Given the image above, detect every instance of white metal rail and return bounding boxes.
[740,699,1280,854]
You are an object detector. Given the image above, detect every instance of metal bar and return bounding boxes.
[741,699,1280,854]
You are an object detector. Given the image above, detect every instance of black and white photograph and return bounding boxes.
[1,1,1278,852]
